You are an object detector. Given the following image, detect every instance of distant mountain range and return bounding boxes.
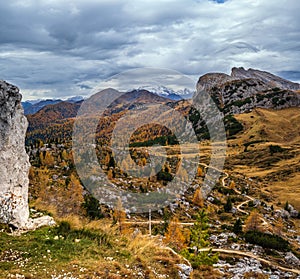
[22,86,195,115]
[22,96,84,115]
[24,67,300,145]
[25,89,176,144]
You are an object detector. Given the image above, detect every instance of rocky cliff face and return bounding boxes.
[197,67,300,114]
[0,80,30,228]
[231,67,300,91]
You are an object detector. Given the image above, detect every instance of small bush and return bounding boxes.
[82,194,104,220]
[269,145,284,155]
[245,231,290,252]
[157,171,173,182]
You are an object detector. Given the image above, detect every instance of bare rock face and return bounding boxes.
[197,67,300,115]
[197,73,234,92]
[0,80,30,228]
[231,67,300,91]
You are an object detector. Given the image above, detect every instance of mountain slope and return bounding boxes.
[25,89,175,144]
[22,96,84,115]
[26,101,81,132]
[234,107,300,144]
[25,68,300,145]
[226,107,300,210]
[23,99,63,115]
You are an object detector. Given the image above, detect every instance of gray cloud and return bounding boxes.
[0,0,299,100]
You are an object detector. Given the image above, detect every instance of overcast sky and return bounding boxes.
[0,0,299,100]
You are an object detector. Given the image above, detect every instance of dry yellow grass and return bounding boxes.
[148,107,300,212]
[234,107,300,144]
[127,233,160,255]
[227,107,300,211]
[269,173,300,211]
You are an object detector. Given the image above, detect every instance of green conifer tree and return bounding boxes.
[181,210,218,267]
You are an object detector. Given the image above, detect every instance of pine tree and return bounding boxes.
[164,164,171,173]
[182,210,218,267]
[105,153,110,168]
[273,217,284,236]
[66,174,84,215]
[190,210,209,250]
[61,149,68,161]
[108,156,115,168]
[82,194,103,220]
[107,169,114,180]
[224,196,233,212]
[197,166,203,177]
[42,151,55,167]
[233,218,243,234]
[178,167,189,183]
[141,157,147,166]
[284,201,290,212]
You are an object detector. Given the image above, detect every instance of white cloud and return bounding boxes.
[0,0,299,100]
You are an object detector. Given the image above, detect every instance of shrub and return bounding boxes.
[157,171,173,182]
[269,145,284,155]
[245,231,290,252]
[233,218,243,234]
[57,221,71,235]
[82,194,104,220]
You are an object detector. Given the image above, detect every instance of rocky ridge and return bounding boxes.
[197,67,300,114]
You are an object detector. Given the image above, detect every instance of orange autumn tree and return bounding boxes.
[192,188,204,207]
[57,174,85,216]
[164,217,186,251]
[273,216,284,236]
[39,150,54,167]
[197,166,203,177]
[113,198,128,234]
[229,180,236,190]
[244,209,262,232]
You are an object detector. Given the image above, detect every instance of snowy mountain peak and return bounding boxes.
[137,85,195,100]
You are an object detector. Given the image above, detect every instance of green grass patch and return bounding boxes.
[0,223,114,278]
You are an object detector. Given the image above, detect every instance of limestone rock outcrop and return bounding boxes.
[197,67,300,115]
[231,67,300,91]
[0,80,30,228]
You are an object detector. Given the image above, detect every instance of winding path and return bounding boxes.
[124,158,297,274]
